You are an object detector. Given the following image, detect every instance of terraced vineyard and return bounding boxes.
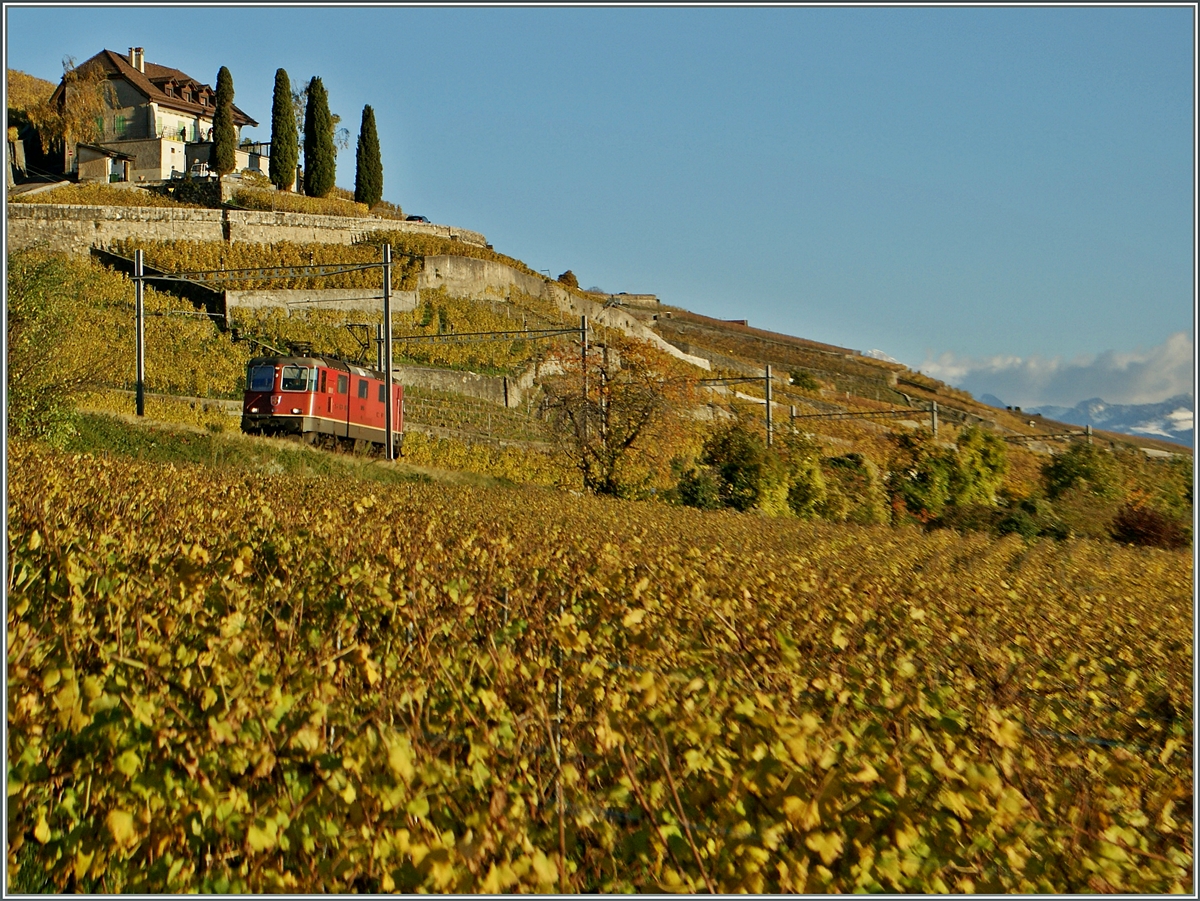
[7,440,1192,893]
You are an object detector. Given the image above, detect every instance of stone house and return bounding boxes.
[48,46,266,183]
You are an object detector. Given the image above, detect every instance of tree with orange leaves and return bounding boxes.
[539,333,700,497]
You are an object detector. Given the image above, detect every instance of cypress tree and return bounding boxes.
[354,104,383,208]
[211,66,236,177]
[303,76,335,198]
[268,68,298,191]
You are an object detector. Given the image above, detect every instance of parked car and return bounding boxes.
[405,215,430,223]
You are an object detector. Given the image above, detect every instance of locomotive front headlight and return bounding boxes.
[249,407,259,413]
[291,408,301,414]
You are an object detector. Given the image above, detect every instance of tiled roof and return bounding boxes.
[53,49,258,128]
[77,143,136,160]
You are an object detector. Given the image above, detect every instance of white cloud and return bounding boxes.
[920,332,1195,407]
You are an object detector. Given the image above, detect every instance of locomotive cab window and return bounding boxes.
[319,370,327,393]
[377,383,386,402]
[281,365,312,392]
[249,365,275,392]
[357,379,369,399]
[336,374,349,394]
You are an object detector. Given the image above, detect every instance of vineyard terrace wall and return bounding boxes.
[224,256,711,371]
[7,203,707,370]
[421,255,711,371]
[6,203,488,253]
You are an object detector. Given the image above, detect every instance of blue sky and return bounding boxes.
[5,5,1195,407]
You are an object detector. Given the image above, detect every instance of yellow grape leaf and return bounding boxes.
[115,749,140,779]
[74,847,95,881]
[246,819,277,853]
[82,675,104,700]
[987,713,1021,749]
[938,790,972,819]
[850,763,880,783]
[531,850,558,885]
[784,796,820,830]
[622,608,647,628]
[359,656,382,687]
[33,812,50,844]
[106,809,138,848]
[406,796,429,818]
[785,735,809,766]
[290,725,321,753]
[387,734,415,783]
[1160,738,1182,766]
[805,830,843,865]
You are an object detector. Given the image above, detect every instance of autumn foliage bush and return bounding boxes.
[1109,503,1190,550]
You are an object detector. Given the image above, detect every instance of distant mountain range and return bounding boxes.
[978,394,1194,447]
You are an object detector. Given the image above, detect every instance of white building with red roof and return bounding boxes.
[48,46,268,183]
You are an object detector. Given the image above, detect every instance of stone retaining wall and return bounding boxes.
[420,256,710,371]
[6,203,487,254]
[225,288,420,315]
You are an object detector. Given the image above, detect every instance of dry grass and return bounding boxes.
[231,186,370,218]
[16,183,202,208]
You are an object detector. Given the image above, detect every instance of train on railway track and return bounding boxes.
[241,354,403,452]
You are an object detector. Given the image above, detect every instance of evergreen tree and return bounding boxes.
[354,104,383,208]
[303,76,335,198]
[211,66,236,177]
[268,68,298,190]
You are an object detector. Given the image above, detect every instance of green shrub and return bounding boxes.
[950,426,1008,506]
[821,453,888,524]
[786,454,826,519]
[670,462,722,510]
[698,421,768,512]
[789,370,821,392]
[887,429,956,520]
[1042,442,1121,500]
[153,178,219,207]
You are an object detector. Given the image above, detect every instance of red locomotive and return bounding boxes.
[241,354,403,452]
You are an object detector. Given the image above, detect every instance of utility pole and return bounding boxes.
[382,244,394,460]
[765,364,773,447]
[931,400,938,437]
[580,314,588,440]
[135,250,145,417]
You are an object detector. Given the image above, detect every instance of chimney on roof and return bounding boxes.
[129,47,145,73]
